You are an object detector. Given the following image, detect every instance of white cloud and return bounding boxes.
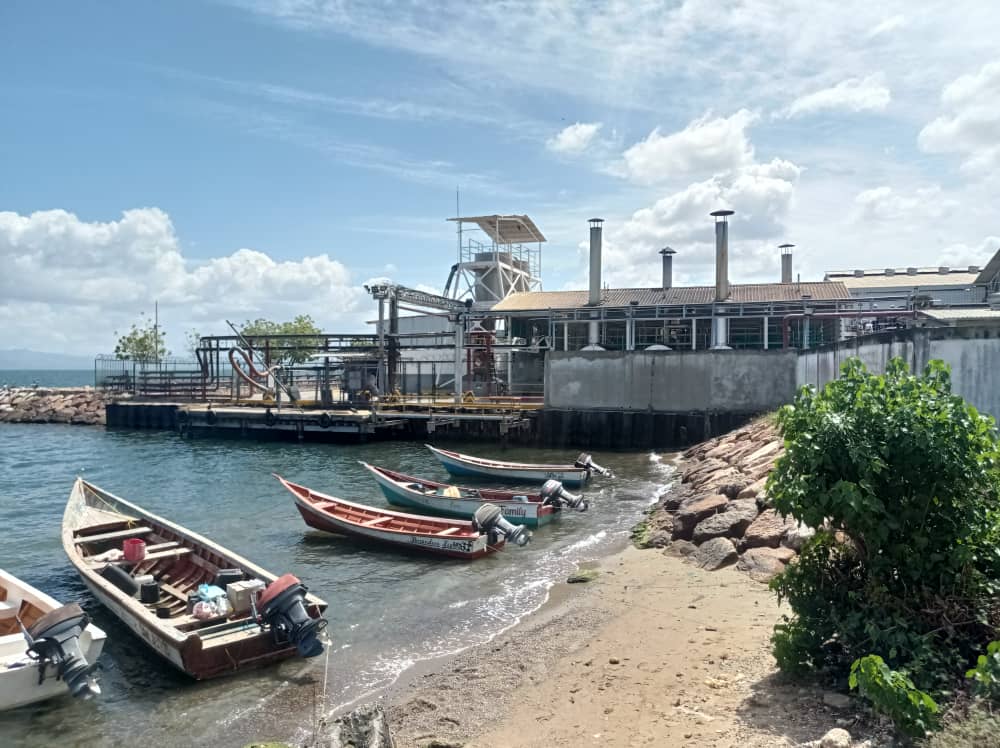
[778,74,891,119]
[919,60,1000,173]
[0,208,365,355]
[937,237,1000,269]
[617,110,758,185]
[852,185,957,222]
[546,122,603,155]
[590,156,800,288]
[868,15,906,38]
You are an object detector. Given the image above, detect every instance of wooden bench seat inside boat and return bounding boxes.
[75,526,153,544]
[436,527,460,536]
[363,516,391,527]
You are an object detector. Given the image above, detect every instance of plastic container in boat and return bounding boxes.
[123,538,146,563]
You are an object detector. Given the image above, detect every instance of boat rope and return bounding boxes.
[320,631,332,710]
[84,487,139,527]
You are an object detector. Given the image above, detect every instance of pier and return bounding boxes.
[106,399,540,443]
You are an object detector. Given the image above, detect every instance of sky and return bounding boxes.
[1,0,999,356]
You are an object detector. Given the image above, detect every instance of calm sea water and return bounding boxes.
[0,425,673,747]
[0,370,93,388]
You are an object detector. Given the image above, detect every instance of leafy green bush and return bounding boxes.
[966,641,1000,700]
[767,358,1000,695]
[849,654,940,737]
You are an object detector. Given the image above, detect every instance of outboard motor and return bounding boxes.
[473,504,531,547]
[574,453,614,479]
[540,479,588,511]
[23,603,100,698]
[258,574,327,658]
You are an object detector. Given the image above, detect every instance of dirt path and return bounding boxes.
[389,546,878,748]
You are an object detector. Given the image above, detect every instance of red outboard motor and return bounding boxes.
[539,479,588,511]
[473,504,531,547]
[24,603,100,698]
[574,453,614,478]
[258,574,327,658]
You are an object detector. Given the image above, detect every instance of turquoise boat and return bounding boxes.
[360,462,588,528]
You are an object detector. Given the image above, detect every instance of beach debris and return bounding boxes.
[567,569,599,583]
[304,703,395,748]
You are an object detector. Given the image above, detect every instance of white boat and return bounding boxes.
[426,445,612,487]
[0,568,105,711]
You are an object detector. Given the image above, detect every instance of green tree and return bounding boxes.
[768,358,1000,696]
[240,314,322,364]
[114,314,169,362]
[185,328,203,359]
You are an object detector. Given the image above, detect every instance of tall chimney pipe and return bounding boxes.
[710,210,734,302]
[779,243,794,284]
[588,218,603,305]
[659,247,676,289]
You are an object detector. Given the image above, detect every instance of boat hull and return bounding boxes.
[0,570,106,711]
[63,479,327,680]
[428,446,589,487]
[368,471,553,527]
[293,496,495,559]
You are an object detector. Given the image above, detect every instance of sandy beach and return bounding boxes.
[386,545,878,748]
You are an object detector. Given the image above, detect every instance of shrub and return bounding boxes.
[966,640,1000,701]
[849,654,939,737]
[767,357,1000,694]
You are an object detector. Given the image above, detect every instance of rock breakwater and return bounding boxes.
[0,387,108,425]
[638,415,812,582]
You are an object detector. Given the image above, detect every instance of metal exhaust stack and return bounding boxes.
[584,218,605,350]
[588,218,603,305]
[711,210,733,301]
[659,246,676,289]
[710,210,734,349]
[779,243,794,284]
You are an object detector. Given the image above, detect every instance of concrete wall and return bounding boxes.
[545,350,797,412]
[796,327,1000,418]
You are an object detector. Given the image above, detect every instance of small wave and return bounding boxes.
[561,530,607,554]
[448,600,470,609]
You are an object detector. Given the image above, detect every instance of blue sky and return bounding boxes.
[1,1,998,354]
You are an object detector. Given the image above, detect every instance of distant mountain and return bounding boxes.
[0,348,95,370]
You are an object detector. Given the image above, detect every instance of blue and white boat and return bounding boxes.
[361,462,588,527]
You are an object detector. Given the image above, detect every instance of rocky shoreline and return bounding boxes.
[0,386,109,425]
[637,415,812,583]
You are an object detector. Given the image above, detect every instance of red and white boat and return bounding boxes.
[275,475,531,559]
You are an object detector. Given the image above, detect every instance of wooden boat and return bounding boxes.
[275,475,531,559]
[63,478,328,680]
[0,568,105,710]
[360,462,589,527]
[426,445,613,487]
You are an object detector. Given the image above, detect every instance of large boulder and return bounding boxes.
[693,537,739,570]
[691,500,759,542]
[742,509,796,549]
[737,546,796,582]
[672,494,728,540]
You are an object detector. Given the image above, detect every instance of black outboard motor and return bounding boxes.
[24,603,100,698]
[473,504,531,547]
[539,479,588,511]
[258,574,327,658]
[574,453,614,478]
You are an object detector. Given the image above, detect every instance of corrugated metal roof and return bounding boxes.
[447,215,546,244]
[490,281,851,312]
[919,308,1000,322]
[834,273,979,290]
